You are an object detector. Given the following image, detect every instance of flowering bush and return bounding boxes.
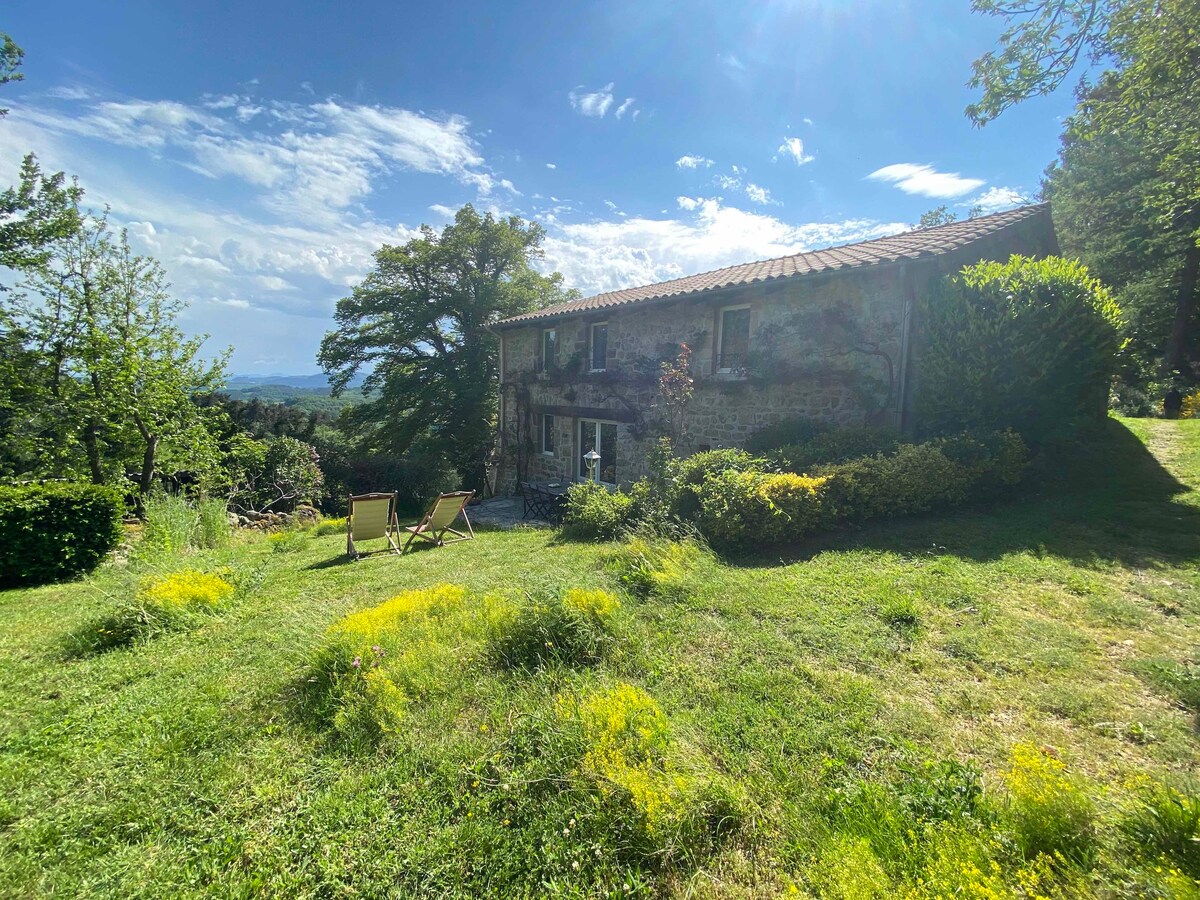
[1002,742,1096,862]
[558,682,736,856]
[139,569,234,613]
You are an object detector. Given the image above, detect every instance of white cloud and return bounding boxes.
[744,183,774,205]
[603,200,619,211]
[539,199,907,298]
[967,185,1027,213]
[255,275,293,291]
[428,203,457,217]
[568,83,615,118]
[545,162,556,169]
[614,98,636,119]
[676,196,703,211]
[44,85,94,101]
[867,163,985,199]
[776,137,814,165]
[675,154,713,170]
[718,53,747,71]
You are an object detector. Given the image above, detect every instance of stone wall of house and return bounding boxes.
[497,265,907,490]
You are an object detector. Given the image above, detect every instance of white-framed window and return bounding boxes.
[540,328,557,372]
[590,322,608,371]
[716,304,752,373]
[578,418,618,485]
[541,413,555,455]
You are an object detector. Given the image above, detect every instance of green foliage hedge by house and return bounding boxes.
[561,429,1029,552]
[918,255,1123,441]
[0,483,124,587]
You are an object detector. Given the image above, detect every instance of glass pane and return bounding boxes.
[591,324,608,370]
[543,414,554,453]
[719,308,751,369]
[599,422,617,484]
[542,329,556,370]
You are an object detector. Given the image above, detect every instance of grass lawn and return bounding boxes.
[1,417,1198,898]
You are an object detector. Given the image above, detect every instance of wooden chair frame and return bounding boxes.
[346,491,401,559]
[402,490,476,551]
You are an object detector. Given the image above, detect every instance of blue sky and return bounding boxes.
[1,0,1077,374]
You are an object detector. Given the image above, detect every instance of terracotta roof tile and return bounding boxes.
[496,203,1050,328]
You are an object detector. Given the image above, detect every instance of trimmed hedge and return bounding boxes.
[0,483,125,587]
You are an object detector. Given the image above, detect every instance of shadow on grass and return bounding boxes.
[729,418,1200,570]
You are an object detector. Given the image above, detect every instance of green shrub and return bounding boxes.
[269,529,309,553]
[770,425,902,473]
[0,483,124,587]
[694,470,832,551]
[561,481,635,540]
[918,255,1123,440]
[817,443,972,522]
[671,448,767,521]
[487,587,621,669]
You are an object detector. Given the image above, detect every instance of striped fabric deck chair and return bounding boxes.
[402,490,475,551]
[346,492,401,559]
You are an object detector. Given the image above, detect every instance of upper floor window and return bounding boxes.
[540,328,557,372]
[717,305,751,372]
[590,322,608,371]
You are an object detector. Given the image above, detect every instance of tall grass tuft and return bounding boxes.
[196,498,232,549]
[139,494,198,556]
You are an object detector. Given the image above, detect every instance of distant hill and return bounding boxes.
[226,373,367,389]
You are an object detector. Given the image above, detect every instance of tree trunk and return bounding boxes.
[83,422,104,485]
[133,414,157,519]
[1163,239,1200,375]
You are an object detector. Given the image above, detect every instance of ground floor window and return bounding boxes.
[578,418,618,485]
[541,413,555,454]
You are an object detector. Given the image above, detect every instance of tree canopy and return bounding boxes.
[319,205,574,488]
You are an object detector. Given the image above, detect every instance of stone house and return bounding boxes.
[491,203,1057,491]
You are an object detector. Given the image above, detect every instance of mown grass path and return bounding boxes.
[0,418,1197,898]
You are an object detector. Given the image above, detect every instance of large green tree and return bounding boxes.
[319,205,571,488]
[970,0,1200,378]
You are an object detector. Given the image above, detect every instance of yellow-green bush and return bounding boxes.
[316,584,510,741]
[558,682,737,857]
[694,469,832,551]
[1002,742,1096,863]
[314,516,347,536]
[139,569,234,612]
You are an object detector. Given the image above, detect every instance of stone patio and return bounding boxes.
[468,496,552,529]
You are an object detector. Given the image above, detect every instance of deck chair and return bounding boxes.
[346,492,401,559]
[402,490,475,551]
